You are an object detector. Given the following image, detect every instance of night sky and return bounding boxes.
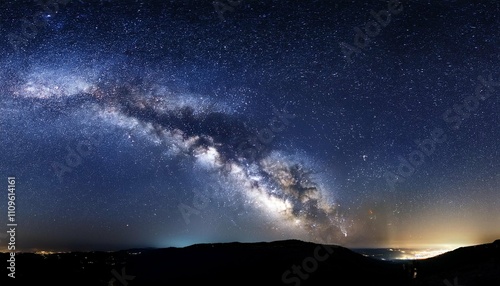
[0,0,499,252]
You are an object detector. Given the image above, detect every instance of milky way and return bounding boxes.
[6,65,349,243]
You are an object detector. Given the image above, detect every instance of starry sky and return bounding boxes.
[0,0,499,252]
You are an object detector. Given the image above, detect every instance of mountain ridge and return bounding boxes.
[1,239,498,285]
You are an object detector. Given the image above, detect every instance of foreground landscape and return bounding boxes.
[1,239,499,285]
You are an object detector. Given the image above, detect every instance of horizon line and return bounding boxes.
[1,238,497,254]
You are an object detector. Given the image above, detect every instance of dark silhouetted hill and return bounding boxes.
[1,239,499,285]
[411,239,500,286]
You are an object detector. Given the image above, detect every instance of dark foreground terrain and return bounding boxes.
[1,239,499,285]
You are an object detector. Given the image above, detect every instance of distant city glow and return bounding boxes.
[393,247,456,260]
